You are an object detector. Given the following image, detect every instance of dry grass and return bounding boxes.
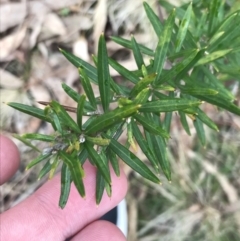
[127,113,240,241]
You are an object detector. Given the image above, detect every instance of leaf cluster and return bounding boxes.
[7,0,240,208]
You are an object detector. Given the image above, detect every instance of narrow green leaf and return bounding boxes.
[209,31,225,46]
[106,122,126,141]
[196,108,219,131]
[52,112,63,134]
[62,83,80,102]
[209,11,240,49]
[134,113,169,139]
[78,148,88,165]
[13,134,41,152]
[85,136,110,146]
[195,10,207,38]
[157,48,199,85]
[131,35,144,69]
[163,112,172,133]
[50,100,81,134]
[110,36,154,56]
[100,153,112,197]
[118,97,133,107]
[143,117,158,161]
[208,0,221,35]
[84,104,140,135]
[78,68,97,109]
[62,83,95,112]
[96,170,105,205]
[175,2,192,52]
[108,57,139,84]
[182,107,198,115]
[153,91,172,100]
[107,150,120,177]
[22,133,55,142]
[104,180,112,198]
[105,134,160,184]
[60,48,97,84]
[151,133,171,181]
[193,118,206,146]
[92,54,98,67]
[139,99,201,113]
[127,118,137,151]
[130,73,156,98]
[131,120,159,171]
[213,11,239,35]
[153,8,175,84]
[134,88,151,105]
[85,142,111,184]
[174,48,206,83]
[168,48,196,62]
[193,94,240,116]
[178,111,191,135]
[154,85,175,91]
[163,92,174,133]
[49,155,60,179]
[141,65,148,77]
[98,33,111,112]
[77,94,86,130]
[143,1,163,36]
[180,87,218,96]
[201,66,235,102]
[7,102,51,123]
[216,63,240,79]
[38,160,52,180]
[145,112,171,180]
[196,49,232,66]
[59,151,85,197]
[26,153,52,170]
[59,163,72,209]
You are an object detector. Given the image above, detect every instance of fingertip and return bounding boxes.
[70,220,126,241]
[0,135,20,184]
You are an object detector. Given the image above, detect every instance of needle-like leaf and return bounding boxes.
[76,94,86,130]
[175,2,192,52]
[13,134,41,153]
[131,35,144,69]
[7,103,51,123]
[97,34,111,112]
[22,133,55,142]
[26,153,52,170]
[153,8,175,84]
[96,170,105,205]
[193,117,206,146]
[143,1,163,36]
[132,120,159,172]
[79,68,97,109]
[108,57,139,84]
[105,134,160,184]
[139,99,201,113]
[110,36,154,56]
[134,113,169,139]
[84,104,140,135]
[59,151,85,198]
[50,100,81,134]
[60,48,97,84]
[59,163,72,209]
[85,142,111,184]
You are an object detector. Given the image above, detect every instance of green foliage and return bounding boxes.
[8,1,240,208]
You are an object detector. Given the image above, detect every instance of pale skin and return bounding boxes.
[0,135,128,241]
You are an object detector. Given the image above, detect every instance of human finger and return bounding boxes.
[70,220,126,241]
[1,161,128,241]
[0,135,20,185]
